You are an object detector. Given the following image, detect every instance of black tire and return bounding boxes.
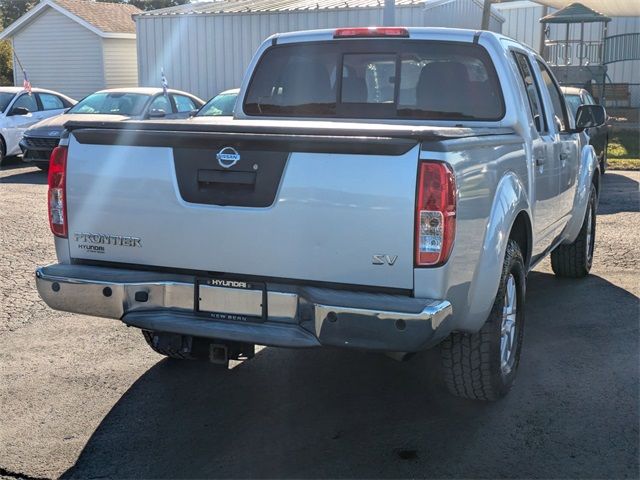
[599,151,606,175]
[441,239,526,401]
[142,330,199,360]
[551,184,597,278]
[0,138,5,167]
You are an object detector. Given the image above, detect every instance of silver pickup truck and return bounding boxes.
[36,27,605,401]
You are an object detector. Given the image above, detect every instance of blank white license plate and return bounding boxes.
[197,280,264,321]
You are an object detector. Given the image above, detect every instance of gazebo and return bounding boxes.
[540,2,611,67]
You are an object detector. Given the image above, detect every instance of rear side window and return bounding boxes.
[173,94,197,113]
[38,93,65,111]
[511,51,545,133]
[536,60,569,131]
[244,40,505,121]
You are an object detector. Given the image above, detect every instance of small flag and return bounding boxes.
[161,68,168,96]
[23,71,32,95]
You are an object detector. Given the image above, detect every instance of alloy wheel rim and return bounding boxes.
[500,274,518,376]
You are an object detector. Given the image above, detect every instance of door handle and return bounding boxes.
[535,156,546,166]
[560,152,568,162]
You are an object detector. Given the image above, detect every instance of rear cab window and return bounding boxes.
[243,40,505,121]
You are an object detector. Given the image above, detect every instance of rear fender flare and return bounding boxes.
[464,172,530,332]
[562,144,598,244]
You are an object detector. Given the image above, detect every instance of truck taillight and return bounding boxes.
[48,146,68,238]
[415,161,456,267]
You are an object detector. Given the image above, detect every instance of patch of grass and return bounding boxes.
[608,130,639,159]
[608,158,640,171]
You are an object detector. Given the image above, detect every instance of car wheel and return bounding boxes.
[0,138,5,167]
[440,239,526,401]
[551,184,597,278]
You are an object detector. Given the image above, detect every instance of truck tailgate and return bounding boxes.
[65,129,420,289]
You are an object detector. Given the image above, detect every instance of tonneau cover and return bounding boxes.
[64,117,514,142]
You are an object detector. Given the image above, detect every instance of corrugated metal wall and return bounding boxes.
[496,0,640,107]
[137,0,503,100]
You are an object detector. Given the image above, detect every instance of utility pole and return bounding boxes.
[383,0,395,26]
[481,0,493,31]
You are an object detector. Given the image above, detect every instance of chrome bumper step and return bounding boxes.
[36,264,452,351]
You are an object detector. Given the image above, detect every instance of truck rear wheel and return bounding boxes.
[551,184,597,278]
[440,239,526,401]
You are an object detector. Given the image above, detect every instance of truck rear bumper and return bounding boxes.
[35,264,452,352]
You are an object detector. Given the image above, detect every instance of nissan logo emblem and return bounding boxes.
[216,146,240,168]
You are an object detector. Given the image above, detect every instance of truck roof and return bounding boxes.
[271,26,508,44]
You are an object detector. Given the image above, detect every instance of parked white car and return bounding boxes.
[0,86,76,165]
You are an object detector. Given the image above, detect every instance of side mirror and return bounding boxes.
[188,109,198,117]
[574,104,606,131]
[9,106,30,116]
[148,108,166,118]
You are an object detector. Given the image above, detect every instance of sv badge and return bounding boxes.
[372,254,398,266]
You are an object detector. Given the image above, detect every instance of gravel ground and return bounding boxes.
[0,162,638,479]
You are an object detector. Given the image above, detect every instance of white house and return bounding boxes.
[135,0,505,101]
[0,0,141,100]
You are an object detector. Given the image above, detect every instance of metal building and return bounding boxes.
[135,0,504,101]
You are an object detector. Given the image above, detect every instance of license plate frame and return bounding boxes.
[194,277,266,323]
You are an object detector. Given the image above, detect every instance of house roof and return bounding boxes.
[540,2,611,23]
[52,0,141,33]
[0,0,141,41]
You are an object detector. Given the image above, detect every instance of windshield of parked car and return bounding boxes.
[68,92,150,116]
[244,40,505,120]
[197,93,238,116]
[0,93,16,113]
[564,94,582,118]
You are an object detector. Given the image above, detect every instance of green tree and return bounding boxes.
[1,1,37,29]
[0,40,13,86]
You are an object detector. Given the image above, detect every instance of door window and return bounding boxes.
[172,94,197,113]
[512,51,546,133]
[536,60,569,132]
[38,93,65,111]
[148,95,172,115]
[12,94,39,113]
